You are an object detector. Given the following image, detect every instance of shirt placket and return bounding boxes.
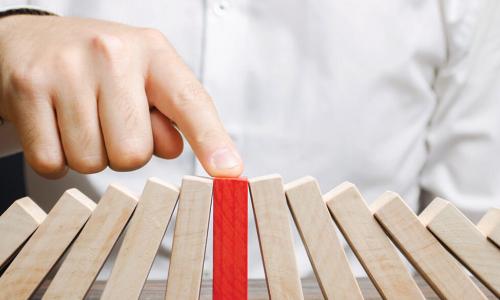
[196,0,247,278]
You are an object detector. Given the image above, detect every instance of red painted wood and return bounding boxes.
[213,178,248,300]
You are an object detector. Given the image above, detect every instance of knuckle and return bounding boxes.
[121,99,141,128]
[10,65,47,96]
[61,101,92,126]
[174,80,212,110]
[63,133,106,173]
[60,122,108,174]
[90,32,127,62]
[141,28,168,46]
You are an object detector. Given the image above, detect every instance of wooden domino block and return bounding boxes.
[285,177,362,299]
[213,178,248,300]
[325,182,424,299]
[43,185,138,299]
[0,189,95,300]
[477,208,500,247]
[371,192,486,300]
[419,198,500,297]
[102,178,179,300]
[0,197,46,269]
[248,175,304,299]
[165,176,213,300]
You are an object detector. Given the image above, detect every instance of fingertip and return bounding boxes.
[206,147,244,177]
[154,139,184,159]
[209,165,245,178]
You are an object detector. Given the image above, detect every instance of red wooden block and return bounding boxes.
[213,177,248,300]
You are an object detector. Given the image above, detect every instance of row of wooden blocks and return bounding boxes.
[0,175,499,299]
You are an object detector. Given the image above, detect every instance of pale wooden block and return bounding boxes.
[249,175,304,299]
[477,208,500,248]
[165,176,213,300]
[419,198,500,297]
[43,184,138,300]
[101,178,179,300]
[284,177,362,299]
[371,192,486,300]
[0,197,46,268]
[0,189,95,300]
[325,182,424,299]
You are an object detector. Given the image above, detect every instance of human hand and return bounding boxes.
[0,15,243,178]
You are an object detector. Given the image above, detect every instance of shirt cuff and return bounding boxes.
[0,5,57,17]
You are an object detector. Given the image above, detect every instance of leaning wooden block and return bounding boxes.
[249,175,304,299]
[213,177,248,300]
[477,208,500,248]
[165,176,213,300]
[0,197,46,268]
[325,182,424,299]
[372,192,486,300]
[102,178,179,300]
[419,198,500,297]
[0,189,95,300]
[285,177,362,300]
[43,185,138,300]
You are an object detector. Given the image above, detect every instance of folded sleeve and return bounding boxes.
[420,0,500,221]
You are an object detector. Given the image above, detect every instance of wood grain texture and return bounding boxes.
[43,185,138,300]
[0,197,46,268]
[249,175,304,299]
[102,178,179,300]
[371,192,486,300]
[213,177,248,300]
[325,182,424,300]
[477,208,500,248]
[419,198,500,297]
[285,177,362,300]
[33,277,499,300]
[0,189,95,300]
[165,176,213,300]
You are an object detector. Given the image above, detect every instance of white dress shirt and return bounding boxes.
[1,0,499,279]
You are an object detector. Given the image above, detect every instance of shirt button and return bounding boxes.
[213,0,230,17]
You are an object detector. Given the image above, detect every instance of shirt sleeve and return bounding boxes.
[420,0,500,221]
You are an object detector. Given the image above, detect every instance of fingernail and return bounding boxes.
[210,147,241,170]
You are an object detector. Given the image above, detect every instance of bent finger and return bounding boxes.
[12,96,67,178]
[98,74,153,171]
[150,108,183,159]
[54,86,107,173]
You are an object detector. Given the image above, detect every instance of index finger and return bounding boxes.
[146,47,243,177]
